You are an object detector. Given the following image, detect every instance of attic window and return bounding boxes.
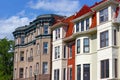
[99,7,108,23]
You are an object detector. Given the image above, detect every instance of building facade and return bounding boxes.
[13,14,64,80]
[51,0,120,80]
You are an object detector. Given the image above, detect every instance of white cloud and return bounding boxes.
[28,0,80,16]
[0,16,32,40]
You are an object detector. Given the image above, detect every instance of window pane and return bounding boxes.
[101,59,109,78]
[81,20,84,31]
[43,62,48,74]
[106,60,109,78]
[83,64,90,80]
[99,8,108,23]
[21,36,25,44]
[43,42,48,54]
[44,25,48,34]
[63,45,66,58]
[19,68,24,78]
[77,65,81,80]
[83,38,89,53]
[76,23,79,32]
[100,31,109,48]
[86,18,89,30]
[77,39,80,53]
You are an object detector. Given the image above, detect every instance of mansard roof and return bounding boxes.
[74,5,92,19]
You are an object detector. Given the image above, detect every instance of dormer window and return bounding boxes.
[99,7,108,23]
[81,20,84,31]
[55,28,60,40]
[86,18,89,30]
[76,22,79,32]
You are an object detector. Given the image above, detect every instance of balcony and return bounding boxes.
[28,56,33,62]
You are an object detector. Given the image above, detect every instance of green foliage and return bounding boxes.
[0,38,14,80]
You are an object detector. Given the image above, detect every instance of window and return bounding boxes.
[83,38,90,53]
[63,45,66,58]
[77,65,81,80]
[36,63,39,74]
[55,28,60,40]
[83,64,90,80]
[37,28,40,35]
[100,30,109,48]
[44,25,48,34]
[77,39,80,53]
[114,29,117,45]
[29,66,32,77]
[115,59,117,78]
[69,45,72,58]
[99,8,108,23]
[14,68,16,79]
[76,22,79,32]
[55,46,60,59]
[19,68,24,78]
[43,62,48,74]
[37,43,40,55]
[25,67,27,78]
[21,36,25,44]
[54,69,59,80]
[81,20,84,31]
[68,67,72,80]
[43,42,48,54]
[20,51,24,61]
[14,52,17,62]
[101,59,109,78]
[31,33,34,41]
[30,48,33,57]
[86,18,89,30]
[63,68,66,80]
[26,50,28,61]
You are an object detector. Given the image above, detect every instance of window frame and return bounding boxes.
[42,62,48,74]
[100,30,109,48]
[44,25,48,35]
[55,46,60,59]
[83,64,90,80]
[99,7,108,23]
[19,68,24,78]
[86,18,89,30]
[81,20,84,31]
[101,59,109,78]
[43,42,48,54]
[77,65,81,80]
[54,69,59,80]
[20,51,24,61]
[83,38,90,53]
[77,39,80,54]
[76,22,79,32]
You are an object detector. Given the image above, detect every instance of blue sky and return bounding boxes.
[0,0,101,40]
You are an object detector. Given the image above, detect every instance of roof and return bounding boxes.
[74,5,92,19]
[64,15,75,38]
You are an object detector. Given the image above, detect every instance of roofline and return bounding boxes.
[91,0,120,10]
[72,12,93,23]
[50,22,68,30]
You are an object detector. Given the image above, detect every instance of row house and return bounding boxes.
[13,14,64,80]
[51,0,120,80]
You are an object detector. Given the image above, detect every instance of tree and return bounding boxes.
[0,38,14,80]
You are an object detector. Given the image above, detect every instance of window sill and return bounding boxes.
[76,52,97,56]
[98,45,119,51]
